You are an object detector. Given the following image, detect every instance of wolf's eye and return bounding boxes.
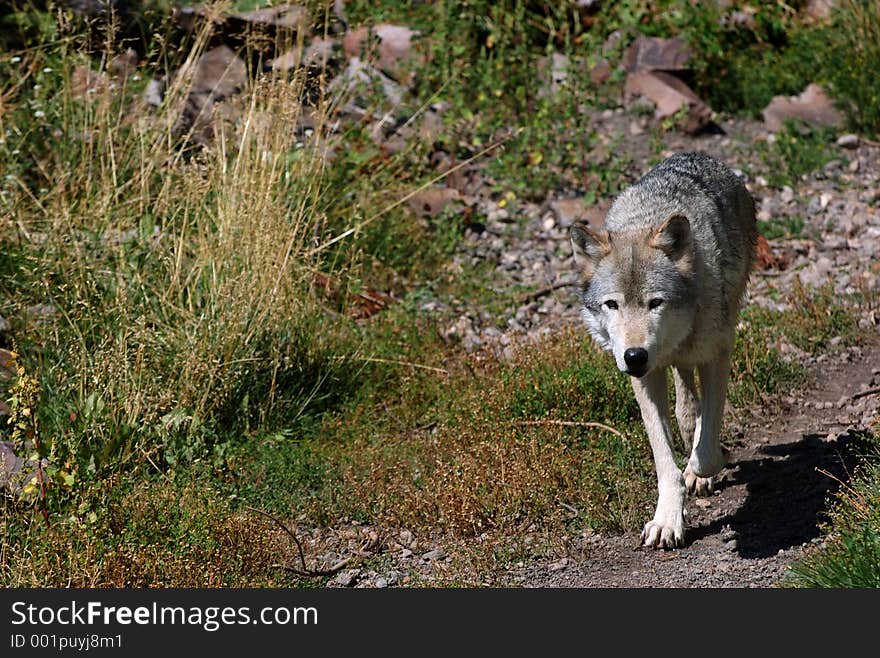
[648,298,664,310]
[604,300,618,310]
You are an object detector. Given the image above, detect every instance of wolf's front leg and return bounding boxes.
[685,350,731,495]
[632,368,686,548]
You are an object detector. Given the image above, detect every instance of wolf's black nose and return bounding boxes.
[624,348,648,372]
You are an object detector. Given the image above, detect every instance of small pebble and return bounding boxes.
[836,133,859,149]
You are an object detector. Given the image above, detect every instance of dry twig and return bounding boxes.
[516,281,575,305]
[510,419,628,441]
[851,387,880,401]
[247,506,355,577]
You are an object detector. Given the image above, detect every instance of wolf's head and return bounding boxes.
[570,215,696,378]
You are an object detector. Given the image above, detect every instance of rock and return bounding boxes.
[27,304,56,319]
[109,48,138,79]
[537,52,570,98]
[548,197,587,228]
[762,84,844,132]
[588,58,612,85]
[271,36,338,72]
[419,104,446,144]
[189,46,248,99]
[0,441,49,497]
[0,442,22,487]
[407,187,461,218]
[421,548,446,562]
[805,0,838,21]
[780,186,795,204]
[798,256,833,288]
[486,205,510,223]
[343,24,420,83]
[444,315,481,353]
[461,332,483,353]
[622,36,692,73]
[0,315,8,333]
[65,0,116,16]
[333,56,404,107]
[836,133,859,149]
[823,159,842,173]
[549,557,569,571]
[236,3,309,31]
[374,576,388,588]
[624,70,713,134]
[173,46,248,146]
[332,569,360,587]
[721,10,757,30]
[143,78,164,108]
[176,4,310,50]
[70,65,108,100]
[601,28,632,56]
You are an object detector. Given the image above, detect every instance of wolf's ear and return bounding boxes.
[570,222,610,277]
[650,214,692,261]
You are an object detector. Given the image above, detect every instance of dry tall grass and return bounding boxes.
[0,9,372,513]
[0,8,375,584]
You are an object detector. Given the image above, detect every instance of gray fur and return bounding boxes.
[574,151,757,370]
[603,151,756,323]
[569,152,757,549]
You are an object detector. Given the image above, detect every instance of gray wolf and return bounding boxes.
[570,152,757,548]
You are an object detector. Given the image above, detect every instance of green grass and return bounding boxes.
[728,285,870,407]
[759,122,839,188]
[787,432,880,588]
[758,215,805,240]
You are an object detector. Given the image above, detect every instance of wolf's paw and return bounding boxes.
[687,448,726,481]
[640,514,685,549]
[684,465,715,497]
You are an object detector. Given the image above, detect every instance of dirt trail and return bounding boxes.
[503,340,880,587]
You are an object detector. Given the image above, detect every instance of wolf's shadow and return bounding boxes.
[688,432,866,558]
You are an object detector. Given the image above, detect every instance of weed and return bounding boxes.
[787,431,880,588]
[758,215,805,240]
[729,307,809,408]
[759,121,838,188]
[822,0,880,137]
